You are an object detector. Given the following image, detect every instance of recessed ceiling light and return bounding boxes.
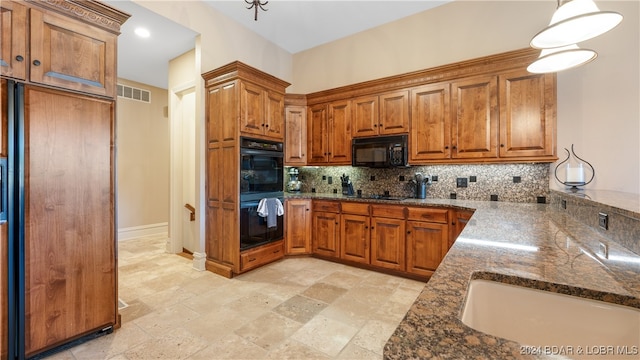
[134,27,150,38]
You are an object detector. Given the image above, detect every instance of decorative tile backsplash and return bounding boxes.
[286,163,550,203]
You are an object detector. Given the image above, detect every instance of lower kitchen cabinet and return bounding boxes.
[451,209,474,248]
[312,201,341,258]
[240,240,284,272]
[285,199,312,255]
[340,213,370,264]
[370,217,406,271]
[406,221,449,277]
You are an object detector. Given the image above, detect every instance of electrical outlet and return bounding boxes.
[328,176,333,184]
[513,176,521,183]
[456,177,468,188]
[561,199,567,209]
[598,212,609,230]
[431,175,438,182]
[490,194,498,201]
[370,175,376,181]
[399,175,405,181]
[322,175,326,181]
[469,176,477,182]
[450,193,457,199]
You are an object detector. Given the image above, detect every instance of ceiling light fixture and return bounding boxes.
[245,0,268,21]
[134,27,150,38]
[530,0,623,49]
[527,44,597,73]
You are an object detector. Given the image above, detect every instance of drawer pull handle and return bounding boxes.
[249,257,257,262]
[273,250,280,254]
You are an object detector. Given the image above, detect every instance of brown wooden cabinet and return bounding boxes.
[410,82,451,161]
[24,86,117,357]
[370,205,406,271]
[340,202,371,264]
[499,70,556,159]
[352,91,409,138]
[1,2,128,358]
[285,199,312,255]
[0,79,6,360]
[0,0,27,80]
[311,200,340,258]
[451,209,474,248]
[406,208,450,277]
[240,240,284,272]
[240,81,285,140]
[307,100,351,165]
[451,75,499,160]
[203,62,290,278]
[284,95,307,165]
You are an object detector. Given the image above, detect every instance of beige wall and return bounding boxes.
[134,0,293,83]
[291,1,640,195]
[116,78,170,229]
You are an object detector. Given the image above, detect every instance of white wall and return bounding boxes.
[291,1,640,195]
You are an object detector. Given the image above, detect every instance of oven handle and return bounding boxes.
[240,198,284,209]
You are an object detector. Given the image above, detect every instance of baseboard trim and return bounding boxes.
[118,222,168,241]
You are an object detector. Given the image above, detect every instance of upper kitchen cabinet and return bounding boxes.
[284,94,307,165]
[2,0,124,98]
[307,100,352,165]
[352,90,409,138]
[451,75,499,160]
[0,1,27,80]
[410,82,451,161]
[498,70,556,159]
[240,81,286,141]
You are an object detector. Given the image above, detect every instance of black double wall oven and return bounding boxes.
[240,137,284,251]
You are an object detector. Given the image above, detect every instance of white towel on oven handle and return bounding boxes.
[257,198,284,228]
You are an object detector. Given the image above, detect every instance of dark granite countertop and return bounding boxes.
[284,192,640,359]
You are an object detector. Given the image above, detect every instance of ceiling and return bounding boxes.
[106,0,451,89]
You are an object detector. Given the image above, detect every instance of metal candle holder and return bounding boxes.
[554,144,595,192]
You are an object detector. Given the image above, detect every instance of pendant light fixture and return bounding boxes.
[527,44,597,73]
[530,0,623,49]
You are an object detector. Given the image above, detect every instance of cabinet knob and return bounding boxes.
[328,152,332,155]
[33,60,41,66]
[452,145,457,150]
[407,231,411,234]
[500,144,505,147]
[15,55,24,62]
[335,222,338,225]
[445,146,449,150]
[265,124,269,128]
[379,123,383,127]
[305,208,309,211]
[365,226,369,229]
[374,124,377,127]
[261,123,265,127]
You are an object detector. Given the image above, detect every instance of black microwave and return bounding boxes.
[352,135,408,168]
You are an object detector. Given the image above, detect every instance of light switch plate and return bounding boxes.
[598,212,609,230]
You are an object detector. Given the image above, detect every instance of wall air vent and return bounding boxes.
[117,84,151,103]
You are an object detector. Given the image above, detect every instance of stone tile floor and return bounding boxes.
[44,234,426,359]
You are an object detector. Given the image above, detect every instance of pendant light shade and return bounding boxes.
[527,44,597,73]
[530,0,623,49]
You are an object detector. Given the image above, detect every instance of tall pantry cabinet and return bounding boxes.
[0,1,129,359]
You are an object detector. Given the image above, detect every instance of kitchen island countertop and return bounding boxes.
[285,192,640,359]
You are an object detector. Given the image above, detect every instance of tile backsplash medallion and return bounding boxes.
[286,163,550,203]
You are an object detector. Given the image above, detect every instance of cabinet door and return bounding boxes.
[340,214,370,264]
[450,210,473,248]
[451,76,498,159]
[24,86,116,356]
[265,90,285,140]
[370,217,405,271]
[285,199,311,255]
[410,83,451,161]
[312,211,340,258]
[499,70,556,158]
[352,95,379,138]
[0,0,27,80]
[240,81,265,137]
[406,221,449,277]
[307,104,328,164]
[379,90,409,135]
[328,100,352,164]
[29,8,117,98]
[285,105,307,165]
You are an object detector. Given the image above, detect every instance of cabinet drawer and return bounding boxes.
[240,241,284,272]
[313,200,340,213]
[406,207,449,223]
[341,202,370,215]
[371,205,406,219]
